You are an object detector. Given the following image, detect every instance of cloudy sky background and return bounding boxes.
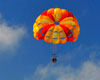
[0,0,100,80]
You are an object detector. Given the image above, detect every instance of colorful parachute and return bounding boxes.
[33,8,80,44]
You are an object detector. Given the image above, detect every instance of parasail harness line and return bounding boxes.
[52,44,58,63]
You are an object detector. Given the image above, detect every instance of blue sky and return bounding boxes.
[0,0,100,80]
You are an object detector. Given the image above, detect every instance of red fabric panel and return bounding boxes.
[59,12,74,22]
[37,24,54,40]
[68,12,74,17]
[47,13,55,22]
[41,11,55,22]
[41,11,47,16]
[60,25,74,41]
[67,35,74,41]
[37,33,44,40]
[60,25,72,36]
[59,13,68,22]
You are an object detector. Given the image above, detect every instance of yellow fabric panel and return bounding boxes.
[41,16,54,22]
[60,20,75,26]
[73,27,80,36]
[33,24,42,32]
[60,17,73,22]
[44,25,67,44]
[33,23,39,37]
[44,26,54,43]
[73,17,80,31]
[73,32,79,37]
[36,15,54,24]
[33,23,49,32]
[33,23,39,33]
[35,15,41,22]
[62,24,74,30]
[60,17,76,26]
[75,26,80,32]
[73,17,79,25]
[34,33,39,40]
[71,23,80,42]
[38,23,48,29]
[53,8,62,22]
[58,25,67,44]
[33,23,37,32]
[73,26,80,33]
[33,22,37,29]
[33,22,37,27]
[33,27,39,33]
[52,25,60,44]
[72,17,80,41]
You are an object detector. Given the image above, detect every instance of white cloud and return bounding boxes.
[25,45,100,80]
[0,13,27,52]
[25,61,100,80]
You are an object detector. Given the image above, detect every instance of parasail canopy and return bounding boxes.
[33,8,80,44]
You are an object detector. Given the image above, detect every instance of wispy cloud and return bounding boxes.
[0,13,2,19]
[25,45,100,80]
[58,45,100,64]
[25,61,100,80]
[0,13,27,52]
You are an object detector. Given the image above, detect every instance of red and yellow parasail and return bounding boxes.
[33,8,80,44]
[33,8,80,63]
